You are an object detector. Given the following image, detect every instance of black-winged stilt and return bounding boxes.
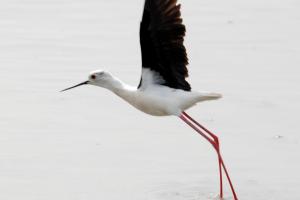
[61,0,238,199]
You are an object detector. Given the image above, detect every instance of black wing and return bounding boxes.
[139,0,191,91]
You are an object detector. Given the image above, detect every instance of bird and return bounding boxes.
[61,0,238,199]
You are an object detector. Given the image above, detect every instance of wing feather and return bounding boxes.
[139,0,191,91]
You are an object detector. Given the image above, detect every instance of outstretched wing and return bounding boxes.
[138,0,191,91]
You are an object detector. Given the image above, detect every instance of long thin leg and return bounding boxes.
[180,112,238,200]
[182,112,238,200]
[179,114,224,198]
[218,155,223,198]
[183,112,223,198]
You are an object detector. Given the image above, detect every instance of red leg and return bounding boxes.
[218,154,223,198]
[183,112,224,198]
[180,112,238,200]
[182,112,238,200]
[179,114,224,198]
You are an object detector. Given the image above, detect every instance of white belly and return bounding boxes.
[133,94,177,116]
[112,84,221,116]
[127,88,198,116]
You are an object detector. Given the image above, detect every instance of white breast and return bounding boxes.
[109,74,221,116]
[116,84,201,116]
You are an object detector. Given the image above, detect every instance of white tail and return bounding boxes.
[197,92,222,102]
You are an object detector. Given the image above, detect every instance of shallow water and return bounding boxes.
[0,0,300,199]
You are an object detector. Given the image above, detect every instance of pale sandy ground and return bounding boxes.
[0,0,300,199]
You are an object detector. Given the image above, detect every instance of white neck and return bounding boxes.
[98,76,136,102]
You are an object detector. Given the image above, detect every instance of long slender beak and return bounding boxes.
[60,81,89,92]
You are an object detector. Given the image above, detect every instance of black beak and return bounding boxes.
[60,81,89,92]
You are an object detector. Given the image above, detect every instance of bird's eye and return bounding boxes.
[91,74,96,79]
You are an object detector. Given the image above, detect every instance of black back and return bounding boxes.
[139,0,191,91]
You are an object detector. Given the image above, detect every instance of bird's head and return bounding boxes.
[88,70,114,86]
[61,70,115,92]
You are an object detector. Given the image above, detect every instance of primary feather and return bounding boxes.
[139,0,191,91]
